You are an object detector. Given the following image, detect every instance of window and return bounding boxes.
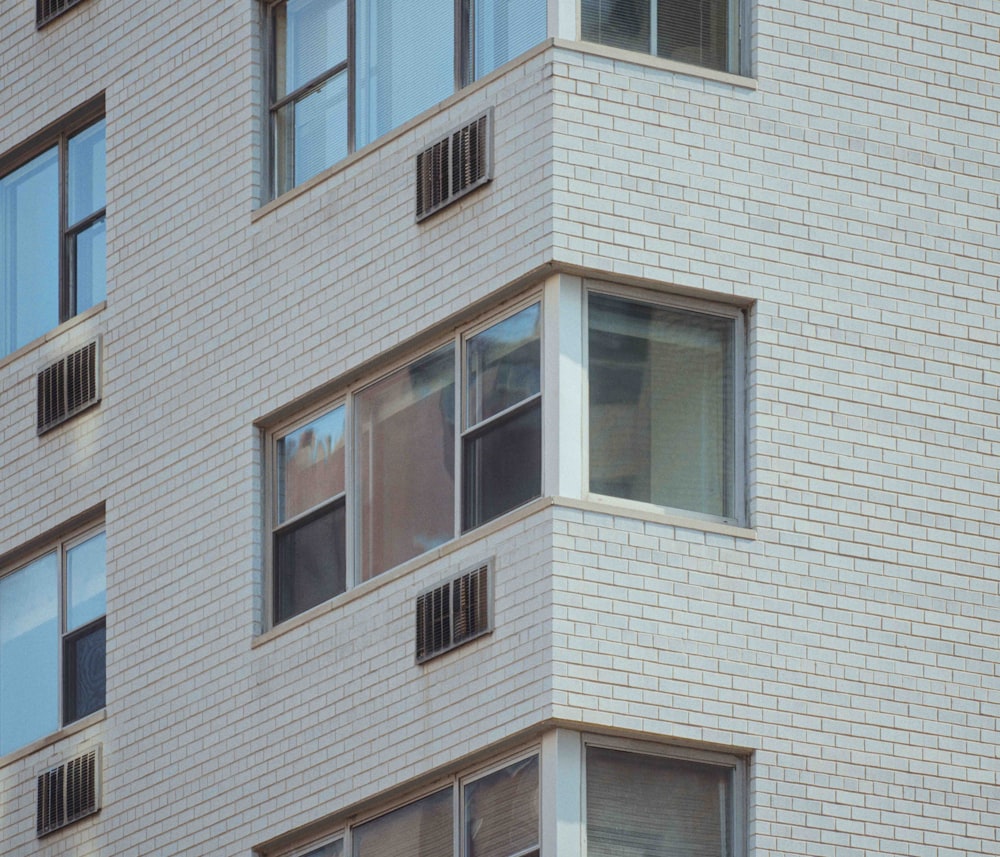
[270,301,541,624]
[586,741,744,857]
[0,525,106,756]
[581,0,740,73]
[587,289,742,522]
[267,0,546,196]
[37,0,90,28]
[0,98,106,359]
[272,753,539,857]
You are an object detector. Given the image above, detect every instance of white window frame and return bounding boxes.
[265,294,544,626]
[581,280,746,527]
[582,733,747,857]
[577,0,746,76]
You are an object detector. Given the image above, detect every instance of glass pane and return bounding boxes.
[275,500,347,623]
[474,0,547,78]
[303,841,343,857]
[356,345,455,581]
[657,0,730,69]
[280,0,348,94]
[355,0,454,148]
[353,788,452,857]
[465,755,539,857]
[588,293,735,519]
[466,303,540,427]
[581,0,650,54]
[66,530,106,630]
[0,553,59,755]
[463,402,541,531]
[296,71,349,186]
[0,147,59,357]
[587,746,732,857]
[64,621,106,722]
[68,118,106,225]
[73,216,107,312]
[278,406,346,522]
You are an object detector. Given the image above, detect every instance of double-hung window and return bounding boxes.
[0,98,106,359]
[0,526,106,756]
[273,752,539,857]
[581,0,741,73]
[267,0,547,196]
[270,301,541,624]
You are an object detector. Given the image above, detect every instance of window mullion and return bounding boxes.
[347,0,356,154]
[345,392,358,589]
[453,335,463,543]
[58,133,71,321]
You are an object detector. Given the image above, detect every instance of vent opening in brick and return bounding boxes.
[416,562,491,662]
[37,338,101,435]
[36,747,101,837]
[416,111,492,221]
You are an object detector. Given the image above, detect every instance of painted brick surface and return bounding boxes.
[0,0,997,855]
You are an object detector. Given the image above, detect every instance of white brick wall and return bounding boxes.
[0,0,997,854]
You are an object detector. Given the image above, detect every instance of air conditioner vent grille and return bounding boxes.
[36,747,101,837]
[36,0,86,27]
[37,338,101,435]
[416,110,492,221]
[416,562,492,663]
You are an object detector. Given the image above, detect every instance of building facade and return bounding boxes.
[1,0,998,855]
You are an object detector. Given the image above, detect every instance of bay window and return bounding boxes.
[581,0,740,74]
[266,281,744,628]
[0,525,106,756]
[0,98,106,359]
[267,0,547,196]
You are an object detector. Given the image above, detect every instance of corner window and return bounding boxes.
[266,0,547,196]
[0,100,106,359]
[587,289,742,522]
[269,301,541,624]
[581,0,740,73]
[0,525,106,756]
[586,741,744,857]
[269,753,539,857]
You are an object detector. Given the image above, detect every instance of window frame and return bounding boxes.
[265,294,544,627]
[578,0,746,77]
[582,281,746,527]
[263,0,548,198]
[0,95,106,358]
[582,734,747,857]
[0,519,106,757]
[264,747,541,857]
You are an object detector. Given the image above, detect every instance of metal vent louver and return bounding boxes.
[36,747,102,837]
[416,110,493,221]
[36,0,87,27]
[37,338,101,435]
[416,562,492,663]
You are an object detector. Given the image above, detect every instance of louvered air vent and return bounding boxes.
[36,747,102,837]
[415,110,493,221]
[36,0,86,27]
[416,562,492,663]
[37,338,101,435]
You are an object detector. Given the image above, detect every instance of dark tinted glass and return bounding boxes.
[275,499,347,623]
[463,401,541,531]
[64,620,106,722]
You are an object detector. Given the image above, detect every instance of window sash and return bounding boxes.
[0,100,105,357]
[268,299,543,625]
[0,524,106,756]
[580,0,740,73]
[267,0,546,197]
